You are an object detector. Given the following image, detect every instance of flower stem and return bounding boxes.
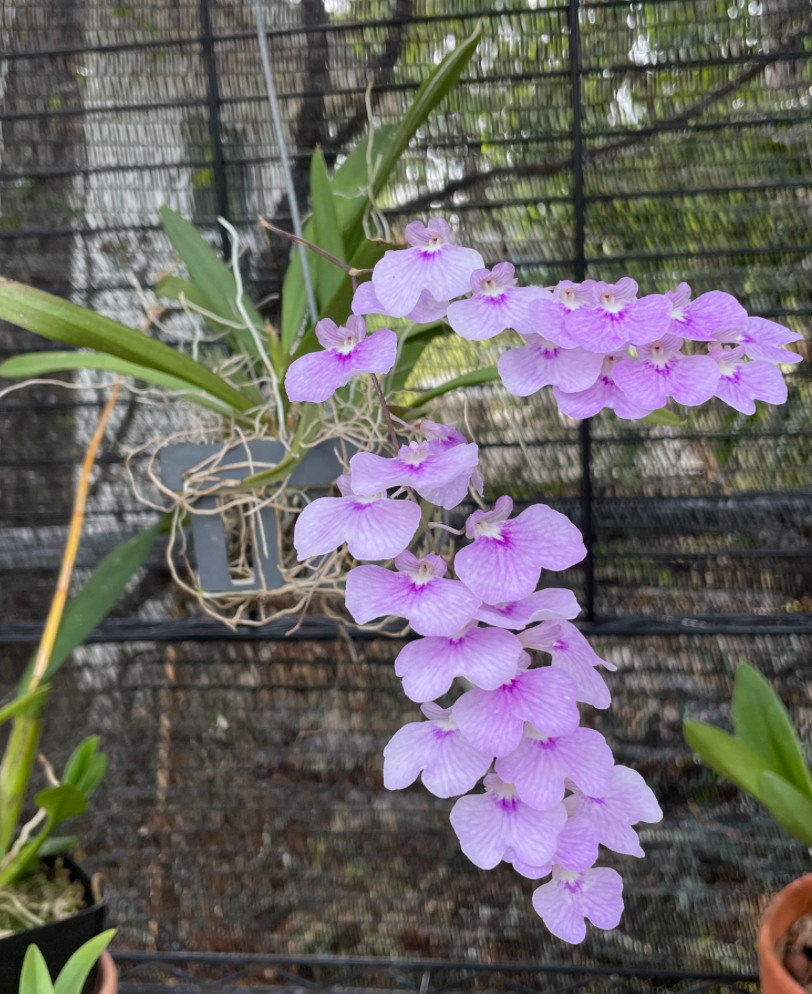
[259,219,372,277]
[370,373,399,453]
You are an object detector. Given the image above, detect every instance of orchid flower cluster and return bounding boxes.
[282,216,800,944]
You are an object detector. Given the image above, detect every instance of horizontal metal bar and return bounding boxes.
[1,613,810,645]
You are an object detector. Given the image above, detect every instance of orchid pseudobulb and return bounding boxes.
[287,213,799,944]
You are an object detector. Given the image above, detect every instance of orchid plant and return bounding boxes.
[0,22,803,945]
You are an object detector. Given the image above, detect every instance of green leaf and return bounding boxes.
[330,126,396,232]
[34,784,88,823]
[404,366,499,409]
[280,215,319,355]
[760,771,812,847]
[19,945,55,994]
[158,206,264,355]
[641,408,682,427]
[683,718,770,802]
[54,929,116,994]
[0,686,49,727]
[733,662,812,799]
[18,523,162,695]
[388,322,449,393]
[0,277,252,412]
[37,835,79,859]
[0,351,245,420]
[310,147,348,313]
[62,736,107,796]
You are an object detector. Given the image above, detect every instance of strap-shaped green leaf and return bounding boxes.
[310,147,348,312]
[404,366,499,409]
[62,736,107,796]
[683,719,770,802]
[19,945,55,994]
[155,274,232,336]
[330,126,396,232]
[18,522,162,694]
[0,351,244,420]
[0,277,251,412]
[760,771,812,847]
[54,930,116,994]
[733,661,812,798]
[159,206,264,356]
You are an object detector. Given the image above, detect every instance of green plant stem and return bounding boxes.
[0,714,43,855]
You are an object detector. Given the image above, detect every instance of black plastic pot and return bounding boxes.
[0,855,106,993]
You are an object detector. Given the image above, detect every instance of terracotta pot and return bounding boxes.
[95,951,118,994]
[758,872,812,994]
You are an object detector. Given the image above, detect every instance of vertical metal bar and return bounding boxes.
[199,0,230,257]
[569,0,595,620]
[253,0,319,326]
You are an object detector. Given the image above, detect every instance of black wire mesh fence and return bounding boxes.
[0,0,811,981]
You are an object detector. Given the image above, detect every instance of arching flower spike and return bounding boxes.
[351,281,449,324]
[350,440,480,510]
[710,346,788,414]
[565,765,663,857]
[666,282,747,341]
[554,353,654,421]
[394,622,523,702]
[454,496,586,606]
[612,334,720,409]
[495,723,615,809]
[371,218,484,317]
[345,550,480,637]
[532,866,624,944]
[285,316,397,403]
[452,651,580,757]
[497,335,604,398]
[294,474,421,562]
[447,263,544,341]
[383,703,492,798]
[565,278,671,352]
[449,774,567,870]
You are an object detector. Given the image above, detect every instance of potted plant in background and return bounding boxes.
[0,383,160,992]
[685,663,812,993]
[18,932,117,994]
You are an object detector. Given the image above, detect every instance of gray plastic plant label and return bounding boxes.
[159,439,347,595]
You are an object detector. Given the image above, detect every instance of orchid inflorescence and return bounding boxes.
[283,216,800,943]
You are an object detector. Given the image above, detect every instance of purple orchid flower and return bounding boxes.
[565,278,671,352]
[611,334,720,409]
[713,316,803,364]
[532,865,624,944]
[497,335,604,398]
[446,263,543,341]
[371,218,484,317]
[451,651,580,757]
[351,280,449,324]
[495,723,615,809]
[475,587,581,630]
[294,474,422,562]
[710,346,788,414]
[666,282,747,341]
[553,352,654,421]
[350,439,480,510]
[449,774,567,870]
[394,621,523,702]
[412,420,484,509]
[565,765,663,857]
[520,620,615,709]
[508,814,600,878]
[284,316,397,403]
[383,703,493,798]
[518,280,599,347]
[454,496,587,606]
[345,550,480,637]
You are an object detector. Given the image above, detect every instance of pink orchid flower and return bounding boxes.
[518,280,599,347]
[520,620,615,709]
[611,334,720,409]
[284,316,397,403]
[371,218,484,317]
[475,587,581,630]
[553,352,654,421]
[712,316,803,364]
[497,335,604,398]
[351,280,449,324]
[345,550,480,637]
[447,263,544,341]
[508,815,600,878]
[532,865,624,944]
[565,765,663,857]
[710,345,789,414]
[565,278,671,352]
[665,282,747,341]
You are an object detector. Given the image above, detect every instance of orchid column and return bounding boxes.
[284,215,801,943]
